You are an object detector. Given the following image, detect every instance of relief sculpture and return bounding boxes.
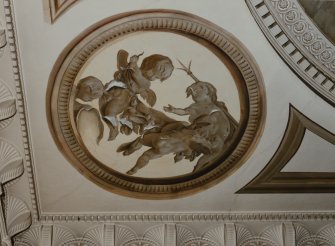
[74,50,238,175]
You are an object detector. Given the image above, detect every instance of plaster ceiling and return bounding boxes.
[0,0,335,240]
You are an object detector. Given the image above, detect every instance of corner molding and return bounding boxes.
[14,222,335,246]
[0,139,31,246]
[39,211,335,223]
[239,105,335,193]
[2,0,40,220]
[245,0,335,106]
[45,0,78,23]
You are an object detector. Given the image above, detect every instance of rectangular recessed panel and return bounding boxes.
[284,43,296,54]
[251,0,264,6]
[322,79,334,91]
[256,5,269,17]
[263,15,275,27]
[306,66,318,78]
[315,73,327,85]
[291,51,303,62]
[277,34,289,46]
[299,59,310,70]
[270,25,282,36]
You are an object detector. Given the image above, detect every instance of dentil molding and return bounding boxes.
[2,0,40,220]
[1,1,335,241]
[245,0,335,106]
[0,1,33,244]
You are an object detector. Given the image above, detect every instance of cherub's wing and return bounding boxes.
[117,49,129,70]
[76,107,104,144]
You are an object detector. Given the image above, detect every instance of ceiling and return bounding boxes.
[0,0,334,245]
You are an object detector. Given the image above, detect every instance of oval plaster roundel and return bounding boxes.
[47,10,266,199]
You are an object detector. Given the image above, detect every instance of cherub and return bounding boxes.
[164,81,224,124]
[74,76,105,143]
[99,50,174,140]
[121,61,239,175]
[164,81,237,170]
[163,61,238,170]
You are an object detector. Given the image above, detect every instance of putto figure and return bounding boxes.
[74,76,105,143]
[73,51,238,176]
[119,61,238,175]
[99,50,174,140]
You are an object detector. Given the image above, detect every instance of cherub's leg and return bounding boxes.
[103,117,119,141]
[107,123,119,141]
[127,149,162,175]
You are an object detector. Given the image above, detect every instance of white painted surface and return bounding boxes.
[9,0,335,213]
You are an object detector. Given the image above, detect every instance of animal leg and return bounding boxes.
[127,149,162,175]
[193,153,216,172]
[117,137,142,156]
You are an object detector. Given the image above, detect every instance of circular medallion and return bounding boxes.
[47,10,265,198]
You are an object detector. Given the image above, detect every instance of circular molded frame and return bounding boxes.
[47,10,266,199]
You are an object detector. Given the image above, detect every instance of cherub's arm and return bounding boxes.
[128,52,143,70]
[163,104,190,116]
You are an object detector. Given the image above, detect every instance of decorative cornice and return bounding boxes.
[2,0,335,233]
[0,27,6,57]
[0,139,23,186]
[0,80,16,130]
[0,140,31,246]
[245,0,335,106]
[14,222,335,246]
[0,28,5,47]
[39,211,335,223]
[2,0,40,220]
[239,105,335,193]
[5,196,31,239]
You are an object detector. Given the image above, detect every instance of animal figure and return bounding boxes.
[119,63,238,175]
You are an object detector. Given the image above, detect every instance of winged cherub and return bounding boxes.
[99,50,174,140]
[120,61,239,175]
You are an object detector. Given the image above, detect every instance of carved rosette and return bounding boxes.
[47,10,265,198]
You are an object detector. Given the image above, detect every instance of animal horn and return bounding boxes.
[137,51,144,57]
[177,59,200,82]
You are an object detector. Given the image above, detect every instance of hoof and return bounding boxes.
[123,150,131,156]
[126,168,137,175]
[108,128,119,141]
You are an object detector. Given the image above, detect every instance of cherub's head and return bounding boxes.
[76,76,104,102]
[186,81,217,103]
[140,54,174,82]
